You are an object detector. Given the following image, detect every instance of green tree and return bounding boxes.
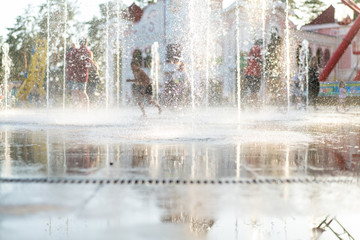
[5,6,37,82]
[4,0,79,99]
[86,1,127,100]
[302,0,326,17]
[294,0,327,25]
[133,0,156,8]
[86,1,121,74]
[36,0,80,101]
[0,36,5,84]
[86,1,122,60]
[279,0,296,9]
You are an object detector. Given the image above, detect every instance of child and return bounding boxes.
[336,81,347,112]
[127,62,162,116]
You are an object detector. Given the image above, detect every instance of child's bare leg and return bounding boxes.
[80,90,89,109]
[74,90,81,106]
[146,96,162,114]
[342,102,347,111]
[252,93,259,108]
[137,97,146,116]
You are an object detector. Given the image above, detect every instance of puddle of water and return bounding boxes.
[1,107,360,239]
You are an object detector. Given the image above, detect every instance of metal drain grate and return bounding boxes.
[0,177,358,185]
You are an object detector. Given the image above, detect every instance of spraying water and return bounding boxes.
[261,0,267,105]
[4,0,299,114]
[46,0,51,108]
[62,0,67,110]
[285,0,291,113]
[205,0,211,109]
[105,2,110,109]
[150,42,160,102]
[186,0,197,110]
[235,0,241,117]
[116,0,121,107]
[298,39,309,109]
[1,43,11,111]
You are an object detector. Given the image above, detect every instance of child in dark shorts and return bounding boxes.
[127,62,162,116]
[141,84,153,96]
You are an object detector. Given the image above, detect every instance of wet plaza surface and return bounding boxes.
[1,107,360,239]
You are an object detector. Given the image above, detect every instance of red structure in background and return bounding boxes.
[342,0,360,13]
[343,0,360,80]
[319,0,360,82]
[126,3,144,22]
[308,5,335,25]
[353,41,360,54]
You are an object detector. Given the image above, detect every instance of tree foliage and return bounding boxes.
[302,0,326,17]
[2,1,79,85]
[86,1,126,71]
[133,0,156,8]
[85,1,128,98]
[279,0,296,9]
[5,7,37,80]
[292,0,327,25]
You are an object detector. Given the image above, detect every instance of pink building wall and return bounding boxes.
[339,46,352,69]
[318,28,338,36]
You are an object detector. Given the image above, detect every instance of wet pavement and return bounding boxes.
[0,107,360,239]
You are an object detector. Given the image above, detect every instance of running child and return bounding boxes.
[127,62,162,116]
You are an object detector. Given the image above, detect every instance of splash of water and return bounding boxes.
[261,0,267,105]
[105,2,110,109]
[205,0,211,109]
[186,0,197,110]
[7,0,299,113]
[62,0,67,110]
[116,0,121,107]
[298,39,309,109]
[151,42,160,102]
[47,0,51,108]
[285,0,291,113]
[182,0,221,109]
[235,0,241,118]
[1,43,11,111]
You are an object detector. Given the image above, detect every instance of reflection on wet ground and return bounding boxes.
[1,128,359,179]
[0,107,360,239]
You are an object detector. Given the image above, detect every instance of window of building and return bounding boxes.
[316,48,323,67]
[323,49,330,67]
